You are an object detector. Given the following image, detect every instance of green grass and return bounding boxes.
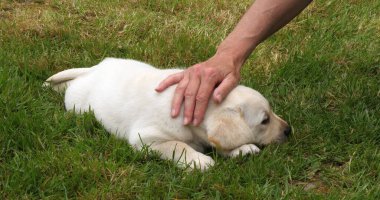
[1,0,379,199]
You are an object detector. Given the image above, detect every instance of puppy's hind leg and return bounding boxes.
[150,141,215,171]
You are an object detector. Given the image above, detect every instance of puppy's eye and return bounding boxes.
[261,117,270,125]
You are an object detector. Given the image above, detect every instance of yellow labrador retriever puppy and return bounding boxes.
[45,58,291,171]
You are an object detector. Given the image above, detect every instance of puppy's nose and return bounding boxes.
[284,126,292,137]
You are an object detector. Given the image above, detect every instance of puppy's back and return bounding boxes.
[53,58,182,136]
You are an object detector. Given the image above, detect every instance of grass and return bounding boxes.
[1,0,379,199]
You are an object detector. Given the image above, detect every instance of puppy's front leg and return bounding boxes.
[150,141,215,171]
[226,144,261,158]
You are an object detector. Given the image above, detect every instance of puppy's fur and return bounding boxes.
[45,58,290,171]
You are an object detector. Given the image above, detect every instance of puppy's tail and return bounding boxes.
[43,68,91,92]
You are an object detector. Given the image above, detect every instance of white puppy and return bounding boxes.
[45,58,290,171]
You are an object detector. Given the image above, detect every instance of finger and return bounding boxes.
[171,73,189,118]
[192,79,216,126]
[183,72,201,125]
[213,76,238,103]
[155,72,184,92]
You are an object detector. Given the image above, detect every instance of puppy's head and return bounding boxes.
[205,86,290,151]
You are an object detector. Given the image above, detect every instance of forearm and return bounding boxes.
[217,0,312,68]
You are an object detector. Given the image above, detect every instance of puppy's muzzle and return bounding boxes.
[284,126,291,137]
[276,125,291,144]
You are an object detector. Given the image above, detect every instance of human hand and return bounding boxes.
[155,53,242,126]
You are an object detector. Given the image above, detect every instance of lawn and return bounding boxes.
[1,0,379,199]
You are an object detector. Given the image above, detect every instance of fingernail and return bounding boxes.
[215,94,222,103]
[193,119,199,126]
[184,117,190,125]
[171,109,176,117]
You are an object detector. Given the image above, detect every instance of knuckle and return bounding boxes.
[168,73,180,81]
[184,90,195,98]
[168,73,177,79]
[203,68,218,79]
[195,94,208,103]
[192,66,202,76]
[176,84,186,92]
[204,67,215,75]
[193,63,203,69]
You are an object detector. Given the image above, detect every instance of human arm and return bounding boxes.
[155,0,312,126]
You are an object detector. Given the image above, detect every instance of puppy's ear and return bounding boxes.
[207,107,251,151]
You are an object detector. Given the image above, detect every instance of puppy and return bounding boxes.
[45,58,291,171]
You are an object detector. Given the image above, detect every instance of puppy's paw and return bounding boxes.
[188,154,215,172]
[228,144,260,158]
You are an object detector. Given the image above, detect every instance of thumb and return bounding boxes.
[212,76,239,103]
[155,72,184,92]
